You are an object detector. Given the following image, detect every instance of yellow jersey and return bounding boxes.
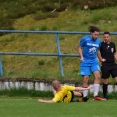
[52,85,75,103]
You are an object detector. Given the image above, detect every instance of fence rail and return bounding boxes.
[0,30,117,77]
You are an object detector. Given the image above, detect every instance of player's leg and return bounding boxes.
[103,78,109,100]
[91,64,100,97]
[114,77,117,85]
[73,91,89,102]
[101,63,111,99]
[111,64,117,85]
[93,70,101,97]
[91,64,104,100]
[80,66,90,97]
[82,75,89,96]
[73,91,83,97]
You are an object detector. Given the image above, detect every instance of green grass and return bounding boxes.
[0,87,117,100]
[0,98,117,117]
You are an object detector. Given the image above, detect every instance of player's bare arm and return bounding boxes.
[38,99,55,103]
[75,85,93,91]
[97,50,106,62]
[78,45,84,62]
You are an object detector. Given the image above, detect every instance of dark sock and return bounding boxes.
[80,92,83,97]
[102,83,108,98]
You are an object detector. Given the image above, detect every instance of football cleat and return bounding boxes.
[93,96,105,101]
[103,95,108,100]
[82,96,89,102]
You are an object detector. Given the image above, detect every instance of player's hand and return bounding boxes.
[38,99,45,103]
[102,58,106,62]
[80,57,84,62]
[88,85,93,89]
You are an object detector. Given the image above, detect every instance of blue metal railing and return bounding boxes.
[0,30,117,76]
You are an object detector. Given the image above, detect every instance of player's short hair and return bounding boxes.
[52,80,61,90]
[89,26,100,33]
[104,31,110,35]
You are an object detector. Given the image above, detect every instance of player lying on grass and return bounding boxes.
[38,80,93,103]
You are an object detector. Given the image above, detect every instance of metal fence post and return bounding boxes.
[0,59,3,76]
[56,33,64,77]
[0,30,117,77]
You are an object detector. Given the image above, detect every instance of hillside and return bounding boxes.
[0,1,117,81]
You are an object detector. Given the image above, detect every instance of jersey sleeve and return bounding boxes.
[64,85,76,91]
[79,37,86,47]
[98,39,102,48]
[99,42,101,48]
[52,93,61,102]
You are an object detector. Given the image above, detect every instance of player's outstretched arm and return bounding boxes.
[38,99,55,103]
[75,85,93,91]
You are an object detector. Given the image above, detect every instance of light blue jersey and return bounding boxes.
[79,35,101,66]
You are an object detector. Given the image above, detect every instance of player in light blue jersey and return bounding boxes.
[78,26,104,101]
[79,35,101,65]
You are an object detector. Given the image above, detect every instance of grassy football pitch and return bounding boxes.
[0,98,117,117]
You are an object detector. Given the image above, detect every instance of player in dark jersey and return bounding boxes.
[99,31,117,100]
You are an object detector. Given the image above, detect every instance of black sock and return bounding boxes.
[80,92,83,97]
[102,83,108,98]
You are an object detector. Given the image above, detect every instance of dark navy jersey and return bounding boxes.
[100,41,116,63]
